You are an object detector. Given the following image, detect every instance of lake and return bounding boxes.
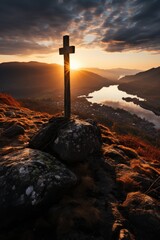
[87,85,160,128]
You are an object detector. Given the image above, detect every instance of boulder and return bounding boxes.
[0,148,77,227]
[119,229,133,240]
[29,117,102,163]
[5,110,16,117]
[104,145,128,164]
[121,192,160,234]
[2,123,25,137]
[29,117,68,150]
[51,119,102,162]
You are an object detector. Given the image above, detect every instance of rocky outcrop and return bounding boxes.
[2,123,25,137]
[0,99,160,240]
[29,118,102,163]
[0,103,50,150]
[121,192,160,237]
[0,148,77,227]
[51,119,102,163]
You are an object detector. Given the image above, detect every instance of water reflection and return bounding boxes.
[88,85,160,128]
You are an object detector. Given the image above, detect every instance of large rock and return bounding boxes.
[29,117,102,163]
[51,119,102,162]
[2,123,25,137]
[121,192,160,235]
[104,145,128,164]
[29,117,69,150]
[0,148,77,227]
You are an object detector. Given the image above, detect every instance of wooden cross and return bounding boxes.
[59,35,75,119]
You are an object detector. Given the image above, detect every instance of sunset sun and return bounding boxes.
[70,60,81,70]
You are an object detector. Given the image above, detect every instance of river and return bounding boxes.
[87,85,160,128]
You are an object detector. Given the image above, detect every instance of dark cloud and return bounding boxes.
[0,0,159,54]
[101,0,160,52]
[0,37,53,55]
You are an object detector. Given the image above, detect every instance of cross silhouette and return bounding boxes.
[59,35,75,119]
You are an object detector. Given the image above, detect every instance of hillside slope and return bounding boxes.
[0,62,114,98]
[0,93,21,107]
[84,67,140,80]
[0,96,159,240]
[118,66,160,113]
[119,66,160,96]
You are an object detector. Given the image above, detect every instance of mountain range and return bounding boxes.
[118,66,160,113]
[83,67,140,80]
[0,62,159,113]
[0,62,114,98]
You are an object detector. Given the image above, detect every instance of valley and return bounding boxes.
[118,66,160,115]
[1,62,160,146]
[20,96,160,147]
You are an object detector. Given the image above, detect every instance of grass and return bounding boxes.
[116,171,140,192]
[145,176,160,195]
[0,93,21,107]
[56,198,101,236]
[0,93,159,240]
[118,134,160,162]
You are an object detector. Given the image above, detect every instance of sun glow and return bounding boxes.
[70,59,81,70]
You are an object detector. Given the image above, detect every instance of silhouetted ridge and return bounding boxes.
[0,61,114,98]
[118,66,160,113]
[119,66,160,83]
[84,67,141,80]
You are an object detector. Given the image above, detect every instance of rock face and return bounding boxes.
[29,117,69,150]
[52,119,102,162]
[122,192,160,234]
[0,148,77,227]
[1,96,159,240]
[29,118,102,163]
[2,123,25,137]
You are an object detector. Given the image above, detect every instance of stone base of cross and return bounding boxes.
[59,35,75,119]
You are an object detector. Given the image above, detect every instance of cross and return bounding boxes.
[59,35,75,119]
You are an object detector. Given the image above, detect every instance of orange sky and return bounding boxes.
[0,48,160,71]
[0,1,160,70]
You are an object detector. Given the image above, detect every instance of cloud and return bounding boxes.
[101,0,160,52]
[0,0,159,54]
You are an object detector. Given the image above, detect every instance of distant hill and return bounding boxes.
[118,66,160,112]
[119,66,160,96]
[83,67,140,80]
[0,62,63,98]
[0,62,114,98]
[0,93,21,107]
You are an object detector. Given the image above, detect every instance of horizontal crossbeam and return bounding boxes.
[59,46,75,55]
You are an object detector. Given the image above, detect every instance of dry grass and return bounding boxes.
[0,93,20,107]
[100,124,119,145]
[56,198,101,236]
[118,134,160,162]
[145,176,160,195]
[69,162,98,198]
[73,200,101,225]
[130,159,160,176]
[73,175,97,198]
[116,145,138,159]
[116,170,140,192]
[70,162,91,177]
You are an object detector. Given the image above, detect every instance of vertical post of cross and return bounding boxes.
[59,35,75,119]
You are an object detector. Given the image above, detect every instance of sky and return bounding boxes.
[0,0,160,70]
